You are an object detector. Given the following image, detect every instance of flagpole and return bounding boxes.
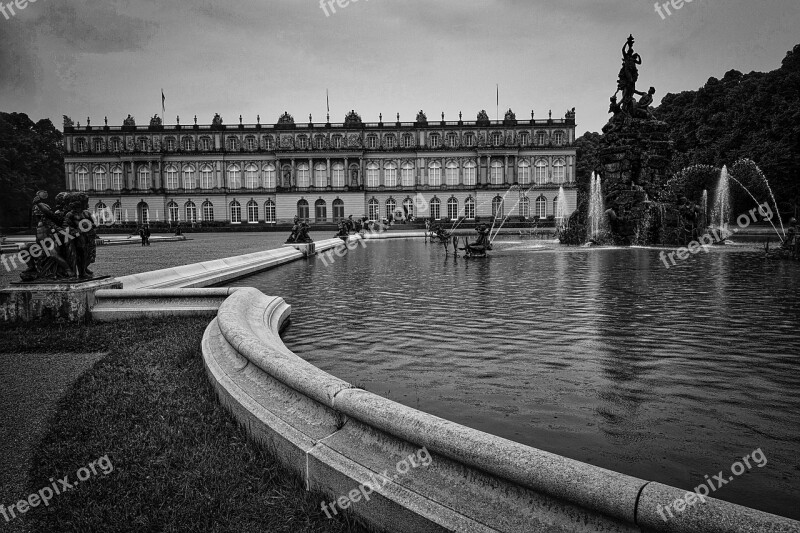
[496,84,499,121]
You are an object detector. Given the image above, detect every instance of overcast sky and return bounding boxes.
[1,0,798,134]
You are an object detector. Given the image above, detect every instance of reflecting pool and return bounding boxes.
[227,238,800,519]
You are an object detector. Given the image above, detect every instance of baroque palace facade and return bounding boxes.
[62,109,578,226]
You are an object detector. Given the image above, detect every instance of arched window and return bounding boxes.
[368,198,380,221]
[401,162,415,187]
[314,163,328,188]
[492,196,504,218]
[137,166,151,190]
[297,199,309,221]
[164,165,179,190]
[264,200,276,223]
[93,167,106,190]
[463,160,477,186]
[464,197,476,219]
[202,201,214,222]
[263,164,276,189]
[366,162,380,188]
[386,198,396,220]
[200,165,214,189]
[428,161,441,186]
[332,199,344,222]
[520,196,530,218]
[553,159,566,183]
[230,200,242,223]
[185,201,197,223]
[168,201,179,223]
[75,138,86,153]
[553,197,562,219]
[332,163,345,188]
[428,134,440,148]
[315,199,327,222]
[245,164,259,189]
[227,137,239,151]
[385,134,396,149]
[247,200,259,223]
[535,160,548,185]
[138,202,149,224]
[518,160,530,185]
[183,166,196,189]
[535,196,547,218]
[227,164,241,189]
[296,163,310,188]
[403,198,414,218]
[430,197,441,220]
[181,136,193,151]
[384,162,397,187]
[111,166,123,190]
[112,201,122,224]
[445,161,459,186]
[76,166,89,191]
[490,160,504,185]
[447,197,459,220]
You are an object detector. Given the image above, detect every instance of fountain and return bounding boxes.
[710,166,732,232]
[554,186,568,229]
[586,173,609,243]
[701,189,708,228]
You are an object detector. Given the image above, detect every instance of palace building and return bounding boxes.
[62,108,578,226]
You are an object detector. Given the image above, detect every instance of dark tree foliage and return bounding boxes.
[655,43,800,217]
[574,130,603,206]
[0,112,65,230]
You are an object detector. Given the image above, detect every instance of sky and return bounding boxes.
[1,0,798,134]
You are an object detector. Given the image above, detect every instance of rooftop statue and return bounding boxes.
[504,108,516,121]
[211,113,223,126]
[150,114,162,127]
[344,110,362,127]
[416,110,427,124]
[277,111,295,125]
[123,114,136,127]
[63,115,74,128]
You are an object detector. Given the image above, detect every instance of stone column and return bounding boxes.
[290,158,296,187]
[326,157,331,187]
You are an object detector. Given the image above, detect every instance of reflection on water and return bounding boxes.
[227,238,800,519]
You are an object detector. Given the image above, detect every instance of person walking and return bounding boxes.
[143,224,151,246]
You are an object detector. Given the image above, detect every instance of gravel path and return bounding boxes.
[0,352,106,532]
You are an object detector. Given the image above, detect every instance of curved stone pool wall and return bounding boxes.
[201,287,799,533]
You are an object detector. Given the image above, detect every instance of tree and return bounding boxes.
[0,112,65,231]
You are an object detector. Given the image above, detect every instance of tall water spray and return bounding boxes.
[711,166,732,231]
[554,186,568,227]
[587,173,608,242]
[701,189,708,229]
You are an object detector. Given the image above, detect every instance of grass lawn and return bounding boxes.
[0,318,367,533]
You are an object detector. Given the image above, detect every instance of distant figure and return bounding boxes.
[175,222,182,236]
[141,225,151,246]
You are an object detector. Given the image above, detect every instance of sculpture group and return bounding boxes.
[20,191,98,282]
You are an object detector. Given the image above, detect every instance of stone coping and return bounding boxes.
[117,238,342,290]
[202,287,800,533]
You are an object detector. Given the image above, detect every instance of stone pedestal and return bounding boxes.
[283,243,316,257]
[600,116,674,244]
[0,277,122,323]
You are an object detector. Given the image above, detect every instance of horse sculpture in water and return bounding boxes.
[461,221,492,257]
